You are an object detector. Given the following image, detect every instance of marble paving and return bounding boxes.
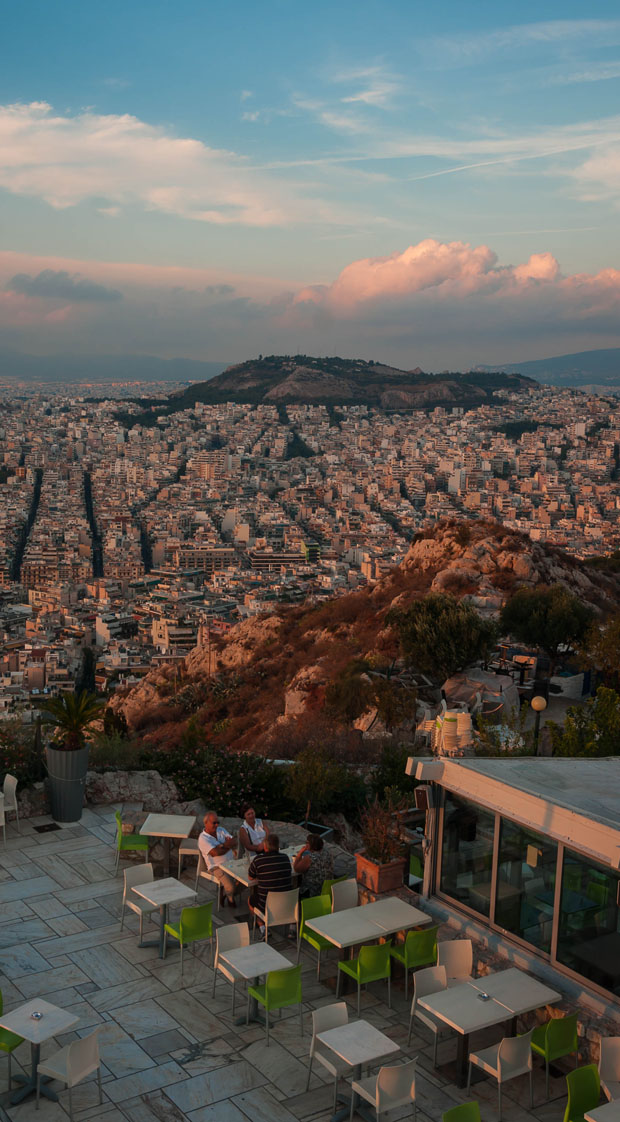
[0,807,578,1121]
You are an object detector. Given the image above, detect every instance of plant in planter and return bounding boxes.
[40,690,104,823]
[356,794,409,894]
[286,746,348,841]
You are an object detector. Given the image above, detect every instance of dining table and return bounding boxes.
[317,1019,400,1122]
[218,941,292,1026]
[305,898,431,955]
[0,998,79,1105]
[132,876,197,958]
[585,1103,620,1121]
[139,813,197,877]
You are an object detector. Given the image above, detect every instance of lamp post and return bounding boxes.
[531,695,548,755]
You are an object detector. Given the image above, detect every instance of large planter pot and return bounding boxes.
[356,851,407,894]
[45,746,90,824]
[297,820,334,842]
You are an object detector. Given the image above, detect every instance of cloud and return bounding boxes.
[332,64,402,109]
[572,146,620,203]
[428,20,620,65]
[7,269,123,302]
[204,284,235,297]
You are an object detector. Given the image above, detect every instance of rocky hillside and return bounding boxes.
[111,520,620,751]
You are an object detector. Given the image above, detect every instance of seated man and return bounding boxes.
[248,834,293,933]
[198,810,238,908]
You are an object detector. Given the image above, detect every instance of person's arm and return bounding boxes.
[293,847,311,874]
[208,830,236,857]
[240,825,262,853]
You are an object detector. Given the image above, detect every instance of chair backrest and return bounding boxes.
[321,874,347,898]
[376,1058,417,1111]
[409,852,424,879]
[180,903,213,939]
[497,1029,533,1079]
[3,774,17,805]
[437,939,473,979]
[442,1103,481,1122]
[565,1064,600,1120]
[215,920,250,959]
[587,882,609,907]
[599,1037,620,1081]
[546,1012,578,1059]
[115,810,123,849]
[331,879,358,912]
[310,1001,348,1056]
[359,940,391,978]
[266,887,299,926]
[412,964,447,1015]
[406,925,438,962]
[66,1029,100,1082]
[301,893,331,933]
[266,964,302,1005]
[123,862,154,897]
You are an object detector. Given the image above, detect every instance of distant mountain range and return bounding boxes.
[0,347,228,383]
[475,348,620,388]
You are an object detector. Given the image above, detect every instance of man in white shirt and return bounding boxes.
[198,811,238,907]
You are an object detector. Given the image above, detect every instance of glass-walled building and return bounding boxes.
[410,756,620,1001]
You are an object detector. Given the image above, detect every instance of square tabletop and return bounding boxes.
[585,1103,620,1121]
[471,968,561,1015]
[0,998,78,1044]
[317,1020,400,1067]
[218,942,292,981]
[140,813,196,839]
[362,898,432,933]
[226,846,300,887]
[305,910,383,949]
[418,982,509,1035]
[132,877,197,908]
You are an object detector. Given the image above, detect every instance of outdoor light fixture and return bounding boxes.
[531,694,548,754]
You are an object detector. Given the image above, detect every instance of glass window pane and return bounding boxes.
[495,819,557,953]
[440,792,495,917]
[557,851,620,996]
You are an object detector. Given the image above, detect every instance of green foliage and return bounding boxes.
[359,793,409,864]
[0,720,45,787]
[474,704,535,756]
[325,661,374,723]
[582,614,620,686]
[39,690,105,751]
[76,647,97,696]
[285,745,366,822]
[388,593,498,683]
[500,585,594,670]
[371,740,416,800]
[103,708,129,739]
[549,687,620,758]
[88,733,141,770]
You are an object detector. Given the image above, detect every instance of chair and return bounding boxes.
[114,810,149,874]
[36,1028,102,1122]
[331,878,358,912]
[253,887,299,944]
[195,852,222,912]
[163,903,213,973]
[321,874,348,899]
[297,894,332,979]
[211,921,250,1015]
[599,1037,620,1101]
[306,1001,350,1113]
[0,799,4,847]
[337,941,391,1018]
[350,1057,417,1122]
[0,990,24,1088]
[563,1064,600,1122]
[247,964,303,1046]
[442,1104,481,1122]
[177,836,199,878]
[3,774,19,833]
[531,1012,579,1100]
[408,965,450,1062]
[437,939,473,984]
[467,1029,534,1120]
[390,926,438,1000]
[409,851,423,888]
[120,863,158,944]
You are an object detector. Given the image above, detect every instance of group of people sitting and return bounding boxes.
[198,804,334,925]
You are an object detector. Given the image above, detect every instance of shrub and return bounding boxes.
[0,720,45,788]
[285,745,367,823]
[359,793,409,863]
[370,740,416,801]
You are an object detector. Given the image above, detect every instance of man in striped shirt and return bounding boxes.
[248,834,293,930]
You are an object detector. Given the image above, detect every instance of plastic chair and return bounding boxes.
[321,874,348,899]
[211,921,250,1015]
[297,894,332,979]
[408,965,450,1062]
[0,800,4,847]
[306,1001,350,1112]
[442,1104,481,1122]
[563,1064,600,1122]
[163,903,213,973]
[337,941,392,1017]
[114,810,149,873]
[177,836,199,878]
[531,1012,579,1100]
[390,925,438,1000]
[0,990,24,1088]
[599,1037,620,1101]
[467,1029,534,1120]
[350,1057,417,1122]
[3,774,19,832]
[195,852,222,912]
[437,939,473,984]
[409,851,423,888]
[331,878,358,912]
[253,887,299,943]
[36,1028,102,1122]
[247,964,303,1046]
[120,863,157,944]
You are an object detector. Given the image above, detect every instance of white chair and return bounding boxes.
[437,939,473,984]
[0,798,5,847]
[253,887,299,943]
[36,1029,102,1122]
[195,852,222,912]
[177,836,199,878]
[408,965,451,1064]
[306,1002,351,1113]
[467,1029,534,1120]
[120,863,158,944]
[350,1057,417,1122]
[3,775,18,833]
[331,879,358,912]
[211,921,250,1016]
[600,1037,620,1101]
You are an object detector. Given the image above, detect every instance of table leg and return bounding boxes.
[235,973,268,1028]
[163,837,171,878]
[159,904,168,959]
[10,1043,56,1105]
[456,1032,469,1088]
[331,1062,376,1122]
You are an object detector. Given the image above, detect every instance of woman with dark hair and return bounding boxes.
[239,803,270,854]
[293,832,334,898]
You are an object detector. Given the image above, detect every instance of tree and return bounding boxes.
[500,585,594,675]
[40,691,104,751]
[76,647,96,696]
[550,687,620,757]
[582,613,620,688]
[103,707,129,739]
[388,593,498,684]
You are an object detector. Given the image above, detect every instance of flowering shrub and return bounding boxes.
[0,721,45,788]
[142,739,287,817]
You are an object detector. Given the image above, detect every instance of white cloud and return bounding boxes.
[427,20,620,64]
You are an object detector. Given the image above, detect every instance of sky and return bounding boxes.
[2,1,620,372]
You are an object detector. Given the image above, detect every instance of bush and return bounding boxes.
[370,740,416,801]
[0,720,45,788]
[285,746,367,823]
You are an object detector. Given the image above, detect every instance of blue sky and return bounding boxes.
[1,2,620,369]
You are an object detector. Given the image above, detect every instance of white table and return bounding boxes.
[0,998,78,1105]
[225,845,300,889]
[140,813,196,877]
[586,1103,620,1121]
[471,967,561,1017]
[305,899,430,953]
[361,898,431,935]
[219,941,292,1026]
[317,1019,399,1122]
[132,877,197,958]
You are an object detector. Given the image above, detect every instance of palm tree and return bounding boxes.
[40,690,104,751]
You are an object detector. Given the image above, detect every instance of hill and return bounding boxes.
[475,348,620,389]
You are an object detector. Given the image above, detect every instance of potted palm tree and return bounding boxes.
[355,795,408,894]
[41,690,104,823]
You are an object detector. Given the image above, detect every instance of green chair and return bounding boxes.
[163,903,213,973]
[442,1104,481,1122]
[564,1064,600,1122]
[0,990,24,1088]
[409,851,424,887]
[321,874,348,901]
[531,1013,579,1100]
[247,964,303,1046]
[390,925,438,1000]
[114,811,149,873]
[337,941,392,1017]
[586,882,609,907]
[297,894,332,980]
[564,865,583,893]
